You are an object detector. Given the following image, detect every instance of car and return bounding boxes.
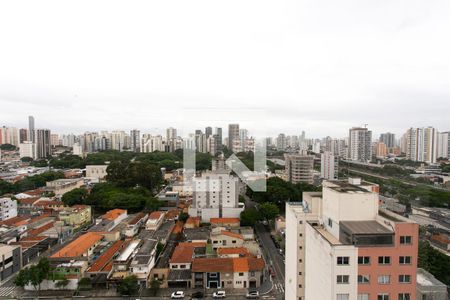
[171,291,185,299]
[213,291,226,298]
[191,291,204,299]
[246,291,260,298]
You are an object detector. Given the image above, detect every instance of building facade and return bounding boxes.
[285,153,314,184]
[348,127,372,162]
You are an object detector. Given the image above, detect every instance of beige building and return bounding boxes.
[59,205,92,229]
[85,165,108,181]
[211,229,244,250]
[285,153,314,184]
[46,178,84,196]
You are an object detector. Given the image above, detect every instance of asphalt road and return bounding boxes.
[255,223,285,296]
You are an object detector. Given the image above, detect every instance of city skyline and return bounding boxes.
[1,0,450,137]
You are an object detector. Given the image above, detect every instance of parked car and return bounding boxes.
[171,291,185,299]
[213,291,226,298]
[191,291,204,299]
[246,291,260,298]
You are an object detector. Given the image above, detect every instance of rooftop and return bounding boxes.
[192,257,264,273]
[103,209,127,221]
[170,242,206,264]
[184,227,210,241]
[87,240,128,273]
[340,220,393,235]
[210,218,240,224]
[51,232,103,258]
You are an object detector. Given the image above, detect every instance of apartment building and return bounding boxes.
[348,127,372,162]
[404,127,438,164]
[285,153,314,184]
[19,141,36,159]
[85,165,108,181]
[285,178,418,300]
[0,244,21,281]
[0,197,18,221]
[45,178,84,196]
[321,151,339,180]
[188,172,243,223]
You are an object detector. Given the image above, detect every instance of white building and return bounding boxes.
[0,197,18,221]
[188,173,244,223]
[72,142,83,156]
[437,132,449,159]
[348,127,372,162]
[19,141,36,159]
[284,152,314,184]
[85,165,108,181]
[405,127,438,164]
[321,151,338,180]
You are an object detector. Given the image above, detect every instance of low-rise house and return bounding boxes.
[211,229,244,250]
[109,239,141,285]
[0,197,18,221]
[85,240,130,286]
[0,244,21,281]
[146,211,165,231]
[217,247,250,258]
[90,209,127,232]
[184,227,210,243]
[50,232,103,260]
[46,178,84,196]
[191,257,265,289]
[184,217,200,229]
[167,242,206,288]
[416,268,448,300]
[130,238,158,287]
[59,205,92,230]
[210,218,240,228]
[85,165,108,182]
[158,191,179,209]
[125,212,148,237]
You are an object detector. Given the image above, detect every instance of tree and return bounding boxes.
[78,277,92,290]
[20,156,34,163]
[240,208,261,227]
[55,278,69,289]
[418,241,450,286]
[0,144,17,151]
[62,188,88,206]
[149,278,161,296]
[117,275,139,296]
[259,202,280,221]
[178,212,189,222]
[15,258,50,294]
[14,269,29,288]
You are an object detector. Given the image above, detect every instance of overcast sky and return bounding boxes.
[0,0,449,139]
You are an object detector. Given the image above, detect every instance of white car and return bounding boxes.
[171,291,185,299]
[213,291,226,298]
[246,291,259,298]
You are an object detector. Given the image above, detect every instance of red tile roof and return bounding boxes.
[148,211,164,220]
[51,232,103,258]
[185,217,200,228]
[128,212,147,225]
[170,242,206,264]
[26,221,55,237]
[103,209,126,221]
[0,216,31,227]
[192,257,264,273]
[220,230,244,240]
[210,218,240,224]
[172,221,184,234]
[87,240,128,273]
[217,247,250,256]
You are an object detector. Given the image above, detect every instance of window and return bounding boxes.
[337,275,349,284]
[299,221,303,224]
[358,256,370,265]
[378,275,391,284]
[398,293,410,300]
[328,218,333,227]
[210,273,217,278]
[377,294,389,300]
[337,257,350,265]
[239,272,244,276]
[357,294,369,300]
[358,275,370,284]
[398,274,411,283]
[399,256,411,265]
[400,236,412,245]
[378,256,391,265]
[336,294,349,300]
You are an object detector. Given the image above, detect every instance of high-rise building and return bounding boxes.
[0,127,19,146]
[437,132,449,159]
[374,142,388,158]
[188,172,243,223]
[50,133,60,147]
[28,116,35,142]
[277,133,287,150]
[321,151,338,180]
[19,129,28,143]
[205,127,213,138]
[215,127,223,150]
[141,134,165,152]
[35,129,51,158]
[285,178,418,300]
[285,152,314,184]
[404,127,438,164]
[19,141,36,159]
[228,124,239,152]
[379,132,396,149]
[348,127,372,162]
[130,129,141,152]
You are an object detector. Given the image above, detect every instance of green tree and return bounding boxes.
[0,179,14,196]
[55,278,69,289]
[0,144,17,151]
[178,212,189,222]
[15,258,50,294]
[14,269,29,288]
[259,202,280,221]
[149,278,161,296]
[117,275,139,296]
[418,241,450,286]
[61,188,88,206]
[240,208,261,227]
[20,156,34,163]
